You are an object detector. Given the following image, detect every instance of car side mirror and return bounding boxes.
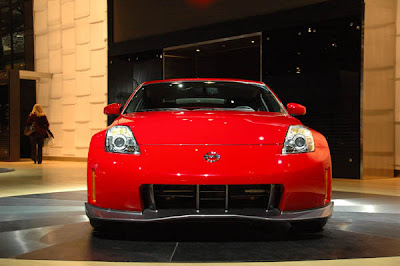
[104,103,122,115]
[287,103,306,116]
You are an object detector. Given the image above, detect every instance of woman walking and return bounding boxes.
[26,104,49,164]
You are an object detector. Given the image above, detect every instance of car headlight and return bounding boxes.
[282,125,315,154]
[105,126,140,154]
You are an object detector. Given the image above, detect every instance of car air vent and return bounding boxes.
[141,184,282,212]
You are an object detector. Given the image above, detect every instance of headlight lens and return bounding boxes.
[105,126,140,154]
[282,125,315,154]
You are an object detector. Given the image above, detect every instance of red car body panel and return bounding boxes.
[86,78,332,221]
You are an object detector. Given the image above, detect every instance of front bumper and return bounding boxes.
[88,144,332,212]
[85,202,334,222]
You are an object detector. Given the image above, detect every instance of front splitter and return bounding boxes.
[85,202,333,222]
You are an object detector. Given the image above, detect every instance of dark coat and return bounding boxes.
[26,114,49,137]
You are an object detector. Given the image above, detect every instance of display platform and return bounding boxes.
[0,190,400,262]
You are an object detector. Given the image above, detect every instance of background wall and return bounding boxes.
[396,0,400,174]
[363,0,396,178]
[33,0,108,158]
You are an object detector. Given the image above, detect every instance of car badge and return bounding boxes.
[204,152,221,163]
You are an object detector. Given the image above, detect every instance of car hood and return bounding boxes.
[116,111,301,145]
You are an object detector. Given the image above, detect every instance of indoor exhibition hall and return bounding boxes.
[0,0,400,265]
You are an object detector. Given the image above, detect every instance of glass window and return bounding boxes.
[0,0,26,70]
[124,81,285,114]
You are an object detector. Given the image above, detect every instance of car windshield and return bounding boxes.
[123,81,286,114]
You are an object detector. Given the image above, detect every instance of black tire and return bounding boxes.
[89,218,110,231]
[290,217,328,232]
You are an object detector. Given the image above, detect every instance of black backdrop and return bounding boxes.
[108,0,363,178]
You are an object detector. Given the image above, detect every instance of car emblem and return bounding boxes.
[204,152,221,163]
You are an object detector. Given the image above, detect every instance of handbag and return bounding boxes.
[23,122,36,136]
[44,130,55,148]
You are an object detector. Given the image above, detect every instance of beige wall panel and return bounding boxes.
[91,129,100,138]
[363,113,395,153]
[43,147,50,156]
[61,27,75,54]
[397,0,400,34]
[48,98,63,124]
[76,44,91,71]
[50,74,63,99]
[62,79,76,105]
[48,24,61,51]
[35,34,48,59]
[395,124,400,167]
[50,123,64,149]
[36,58,49,72]
[90,48,106,76]
[75,147,89,157]
[363,69,395,110]
[364,25,395,69]
[397,78,400,170]
[44,146,62,156]
[365,0,396,26]
[37,80,51,108]
[75,96,91,122]
[102,12,108,41]
[62,104,76,131]
[49,49,62,73]
[76,71,91,96]
[62,130,75,155]
[47,0,61,25]
[90,75,107,104]
[395,41,400,79]
[89,0,106,23]
[62,53,75,80]
[34,0,48,12]
[75,0,90,19]
[34,10,48,35]
[75,17,90,44]
[89,103,107,130]
[34,0,107,158]
[61,0,74,29]
[394,0,400,171]
[363,0,396,178]
[90,22,106,50]
[363,154,394,178]
[395,81,400,121]
[75,122,91,148]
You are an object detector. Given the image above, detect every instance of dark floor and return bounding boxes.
[0,190,400,262]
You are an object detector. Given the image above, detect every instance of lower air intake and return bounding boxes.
[141,184,282,211]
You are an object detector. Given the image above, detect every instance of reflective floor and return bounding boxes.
[0,191,400,262]
[0,161,400,265]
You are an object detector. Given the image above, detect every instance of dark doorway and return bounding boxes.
[20,79,35,158]
[164,34,261,81]
[108,52,163,124]
[263,18,362,179]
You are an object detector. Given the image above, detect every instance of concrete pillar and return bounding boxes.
[396,0,400,175]
[361,0,400,179]
[33,0,108,158]
[363,0,396,178]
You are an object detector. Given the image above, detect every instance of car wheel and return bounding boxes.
[89,218,110,231]
[290,217,328,232]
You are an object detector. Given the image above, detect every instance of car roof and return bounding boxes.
[142,78,265,86]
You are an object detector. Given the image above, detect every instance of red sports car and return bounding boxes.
[86,78,333,230]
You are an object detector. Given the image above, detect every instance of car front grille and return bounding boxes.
[141,184,282,211]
